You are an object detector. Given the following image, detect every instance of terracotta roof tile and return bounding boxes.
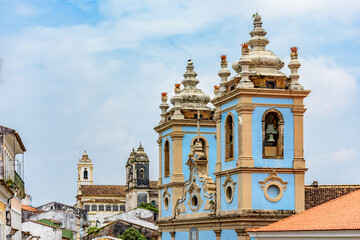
[22,205,40,212]
[84,199,125,203]
[80,185,126,196]
[305,184,360,209]
[247,189,360,232]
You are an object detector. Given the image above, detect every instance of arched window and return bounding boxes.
[113,205,119,211]
[151,200,156,207]
[98,205,104,211]
[164,140,170,177]
[120,205,126,212]
[225,114,234,160]
[91,205,97,211]
[262,109,284,158]
[106,205,111,211]
[84,205,90,211]
[140,168,144,179]
[83,168,88,179]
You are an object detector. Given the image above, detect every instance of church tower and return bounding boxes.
[77,151,93,196]
[125,144,152,210]
[156,13,310,240]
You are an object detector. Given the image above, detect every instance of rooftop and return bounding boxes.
[305,184,360,209]
[80,185,126,196]
[247,189,360,232]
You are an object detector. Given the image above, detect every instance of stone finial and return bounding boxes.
[214,85,220,97]
[137,142,144,152]
[218,55,231,95]
[288,47,304,90]
[238,43,254,88]
[159,92,169,124]
[249,13,269,51]
[174,60,211,111]
[171,84,184,120]
[182,59,199,88]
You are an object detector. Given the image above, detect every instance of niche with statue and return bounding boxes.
[262,109,284,158]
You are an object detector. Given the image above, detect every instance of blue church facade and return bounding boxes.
[154,13,310,240]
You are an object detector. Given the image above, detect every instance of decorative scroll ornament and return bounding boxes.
[174,155,216,216]
[259,170,288,202]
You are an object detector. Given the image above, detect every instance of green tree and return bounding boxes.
[118,227,146,240]
[138,202,158,213]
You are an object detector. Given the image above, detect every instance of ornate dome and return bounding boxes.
[171,60,211,111]
[232,13,285,77]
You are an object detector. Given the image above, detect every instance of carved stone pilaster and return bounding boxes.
[214,230,221,240]
[170,231,176,240]
[235,229,251,240]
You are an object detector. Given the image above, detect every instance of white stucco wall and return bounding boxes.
[29,210,77,232]
[22,221,62,240]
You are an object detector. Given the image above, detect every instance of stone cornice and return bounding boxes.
[154,119,216,133]
[211,88,311,107]
[214,167,307,176]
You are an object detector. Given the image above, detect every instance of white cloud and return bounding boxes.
[299,56,359,115]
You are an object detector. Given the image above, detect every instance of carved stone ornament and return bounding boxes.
[174,156,216,216]
[162,188,171,210]
[259,170,288,202]
[222,174,236,203]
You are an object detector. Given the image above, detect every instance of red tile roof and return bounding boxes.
[247,189,360,232]
[22,205,40,212]
[305,184,360,210]
[80,185,126,196]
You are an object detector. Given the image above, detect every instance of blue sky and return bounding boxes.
[0,0,359,206]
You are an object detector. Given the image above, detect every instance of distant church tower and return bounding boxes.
[125,143,151,210]
[77,151,93,197]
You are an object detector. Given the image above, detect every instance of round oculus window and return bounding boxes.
[225,185,233,203]
[264,182,283,202]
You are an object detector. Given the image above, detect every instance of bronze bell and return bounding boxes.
[266,124,278,142]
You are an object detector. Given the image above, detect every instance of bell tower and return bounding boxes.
[77,151,93,196]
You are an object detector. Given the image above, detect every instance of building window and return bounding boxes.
[225,114,234,160]
[164,140,170,178]
[140,168,144,179]
[83,168,88,179]
[120,205,126,212]
[84,205,90,211]
[106,205,111,211]
[98,205,104,211]
[164,196,169,210]
[151,200,156,207]
[262,109,284,158]
[91,205,97,211]
[113,205,119,211]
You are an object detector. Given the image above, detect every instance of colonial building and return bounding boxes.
[76,144,158,226]
[0,125,27,240]
[154,13,310,240]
